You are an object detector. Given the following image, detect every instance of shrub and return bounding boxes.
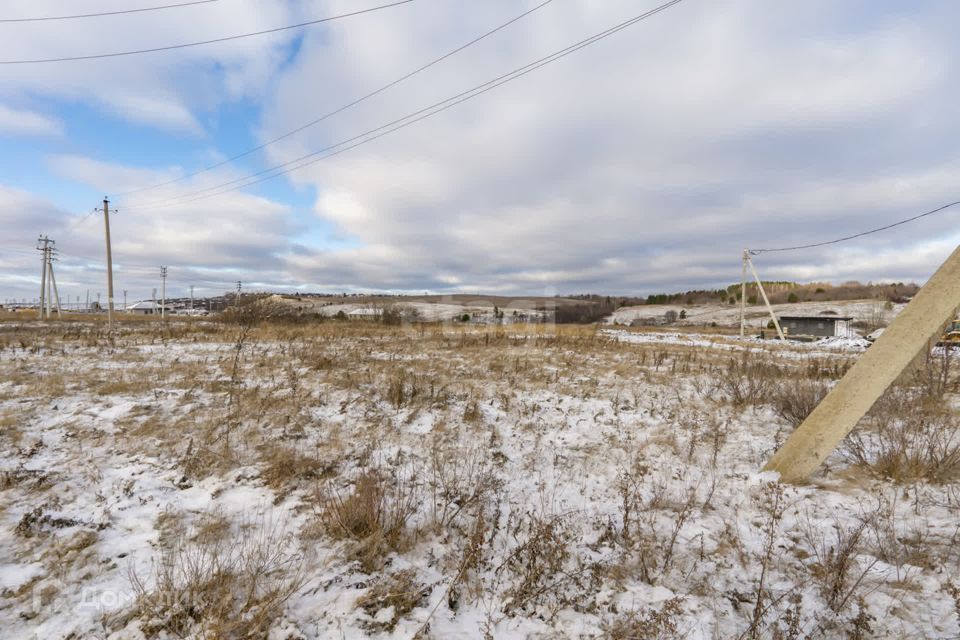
[129,513,304,639]
[428,442,498,531]
[616,462,699,585]
[802,516,877,615]
[219,295,299,327]
[498,514,601,617]
[843,387,960,483]
[320,466,420,571]
[382,305,403,326]
[770,378,829,427]
[714,355,782,407]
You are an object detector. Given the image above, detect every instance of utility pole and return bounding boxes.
[85,290,89,313]
[739,248,748,338]
[123,290,128,313]
[160,266,168,321]
[766,244,960,481]
[36,236,51,320]
[96,197,116,328]
[190,285,195,311]
[46,245,62,319]
[745,254,785,340]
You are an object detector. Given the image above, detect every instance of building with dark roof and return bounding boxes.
[779,315,854,338]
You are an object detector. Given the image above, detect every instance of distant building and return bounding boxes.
[126,301,169,315]
[779,315,853,338]
[347,308,382,320]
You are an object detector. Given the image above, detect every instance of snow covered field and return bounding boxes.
[1,320,958,639]
[607,300,905,330]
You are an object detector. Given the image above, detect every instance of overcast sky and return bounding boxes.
[1,0,958,304]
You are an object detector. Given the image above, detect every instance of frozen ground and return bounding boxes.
[0,321,958,639]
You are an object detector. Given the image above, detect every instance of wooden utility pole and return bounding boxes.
[765,244,960,481]
[95,198,116,327]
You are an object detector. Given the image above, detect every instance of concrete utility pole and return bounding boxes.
[96,198,116,328]
[37,236,51,320]
[765,244,960,481]
[46,245,62,319]
[85,290,89,313]
[160,266,168,321]
[746,254,784,340]
[190,285,195,311]
[123,290,128,313]
[739,249,748,338]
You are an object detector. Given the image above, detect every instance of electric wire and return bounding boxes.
[114,0,556,198]
[0,0,218,23]
[2,242,258,289]
[0,0,414,64]
[123,0,686,211]
[750,200,960,254]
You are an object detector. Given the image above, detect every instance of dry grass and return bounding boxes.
[803,517,876,614]
[844,386,960,483]
[769,378,830,428]
[713,354,784,407]
[318,463,420,572]
[0,408,22,447]
[355,568,430,632]
[130,512,305,640]
[603,597,685,640]
[258,443,333,495]
[3,316,959,637]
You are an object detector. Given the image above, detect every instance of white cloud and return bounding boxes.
[5,0,960,297]
[0,104,62,136]
[105,94,204,135]
[0,0,303,135]
[250,0,960,293]
[0,153,297,299]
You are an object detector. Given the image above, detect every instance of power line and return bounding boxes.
[124,0,687,211]
[0,0,218,23]
[0,0,414,64]
[115,0,556,198]
[750,200,960,254]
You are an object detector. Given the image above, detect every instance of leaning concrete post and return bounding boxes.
[765,245,960,482]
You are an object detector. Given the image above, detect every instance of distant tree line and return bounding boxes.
[551,295,644,324]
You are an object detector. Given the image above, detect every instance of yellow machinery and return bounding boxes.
[938,317,960,347]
